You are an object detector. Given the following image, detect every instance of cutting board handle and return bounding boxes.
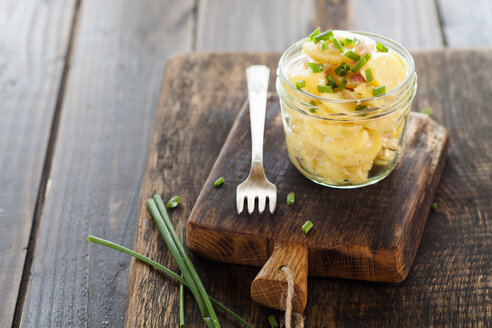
[250,242,308,312]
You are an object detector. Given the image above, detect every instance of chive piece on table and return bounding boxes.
[422,107,432,116]
[308,62,324,73]
[166,196,181,209]
[338,78,347,91]
[355,104,368,111]
[87,235,254,328]
[287,192,295,205]
[326,75,337,89]
[302,220,313,234]
[213,177,225,187]
[268,315,279,328]
[365,68,373,83]
[329,36,344,53]
[377,42,389,52]
[321,41,330,51]
[296,80,306,89]
[308,27,321,41]
[345,50,360,61]
[373,85,386,96]
[318,85,334,93]
[313,30,334,43]
[432,202,438,210]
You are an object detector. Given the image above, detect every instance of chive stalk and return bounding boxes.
[148,196,220,327]
[296,80,306,89]
[308,62,324,73]
[329,36,344,52]
[179,228,185,328]
[321,42,330,51]
[87,235,254,328]
[308,27,321,41]
[313,30,334,43]
[326,75,337,89]
[365,68,373,83]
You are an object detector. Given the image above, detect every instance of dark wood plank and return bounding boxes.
[128,50,491,326]
[353,0,444,49]
[437,0,492,47]
[315,0,353,30]
[0,0,77,326]
[17,0,194,327]
[196,0,315,51]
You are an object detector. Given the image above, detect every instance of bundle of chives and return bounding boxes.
[147,194,220,327]
[86,235,254,328]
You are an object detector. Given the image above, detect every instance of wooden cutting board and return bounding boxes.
[186,94,448,311]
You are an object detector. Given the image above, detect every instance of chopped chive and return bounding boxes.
[365,68,373,82]
[326,75,337,89]
[432,202,438,210]
[308,27,321,41]
[339,39,345,46]
[341,62,350,71]
[342,38,354,46]
[353,37,360,45]
[355,104,368,111]
[309,100,317,113]
[318,85,334,93]
[422,107,432,116]
[313,30,334,43]
[287,192,295,205]
[335,65,348,76]
[301,220,313,234]
[296,80,306,89]
[321,42,330,51]
[166,196,181,209]
[268,315,279,328]
[213,177,225,187]
[308,62,324,73]
[377,42,389,52]
[338,78,347,91]
[351,57,367,73]
[329,36,344,53]
[373,85,386,96]
[343,179,350,183]
[345,50,360,61]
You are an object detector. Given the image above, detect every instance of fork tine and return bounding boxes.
[258,196,266,214]
[268,195,277,214]
[236,193,245,214]
[247,195,256,214]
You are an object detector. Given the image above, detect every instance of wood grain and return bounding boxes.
[186,98,448,284]
[251,243,308,312]
[353,0,444,49]
[0,1,77,326]
[437,0,492,47]
[196,0,316,51]
[17,1,194,327]
[315,0,353,31]
[127,50,491,326]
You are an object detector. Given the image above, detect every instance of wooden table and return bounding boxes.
[1,0,491,327]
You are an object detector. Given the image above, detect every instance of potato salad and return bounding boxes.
[277,29,416,187]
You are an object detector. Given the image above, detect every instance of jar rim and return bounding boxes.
[277,30,416,105]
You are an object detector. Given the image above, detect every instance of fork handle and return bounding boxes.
[246,65,270,168]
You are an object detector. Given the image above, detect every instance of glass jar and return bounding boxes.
[276,31,417,188]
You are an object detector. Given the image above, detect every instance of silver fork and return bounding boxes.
[236,65,277,214]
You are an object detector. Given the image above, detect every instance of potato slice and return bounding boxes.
[361,52,407,91]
